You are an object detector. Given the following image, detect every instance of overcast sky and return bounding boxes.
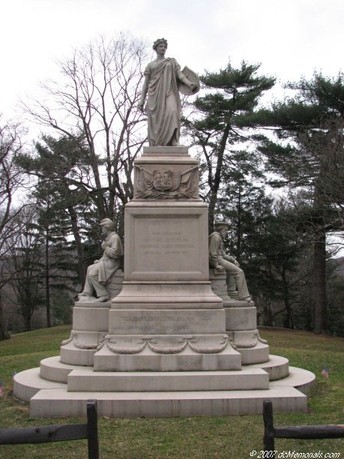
[2,0,344,120]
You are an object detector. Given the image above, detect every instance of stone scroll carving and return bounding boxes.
[135,165,198,199]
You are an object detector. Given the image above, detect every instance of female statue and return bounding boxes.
[139,38,199,147]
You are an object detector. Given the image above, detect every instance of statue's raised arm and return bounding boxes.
[139,38,200,147]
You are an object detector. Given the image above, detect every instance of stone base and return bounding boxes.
[60,270,125,366]
[67,368,269,391]
[28,387,308,418]
[13,356,315,417]
[209,269,270,364]
[93,335,241,371]
[38,354,291,385]
[60,302,110,366]
[238,342,270,365]
[15,368,314,418]
[60,332,105,366]
[243,354,289,380]
[12,145,317,417]
[110,281,222,309]
[209,268,233,306]
[106,269,124,299]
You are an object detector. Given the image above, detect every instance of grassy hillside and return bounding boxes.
[0,325,344,458]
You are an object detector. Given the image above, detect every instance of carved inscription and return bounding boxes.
[134,217,199,272]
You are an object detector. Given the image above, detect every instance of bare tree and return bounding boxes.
[5,206,46,331]
[23,33,150,231]
[0,118,27,339]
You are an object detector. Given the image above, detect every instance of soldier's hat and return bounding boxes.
[214,221,230,229]
[100,218,116,229]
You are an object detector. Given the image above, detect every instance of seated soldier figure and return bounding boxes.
[78,218,123,302]
[209,221,252,302]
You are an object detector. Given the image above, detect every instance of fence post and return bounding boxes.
[263,400,275,450]
[87,400,99,459]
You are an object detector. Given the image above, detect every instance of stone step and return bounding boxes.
[247,355,289,380]
[67,367,269,392]
[14,361,315,417]
[13,368,66,402]
[239,342,270,365]
[40,356,87,383]
[29,387,307,418]
[270,367,316,395]
[39,354,291,385]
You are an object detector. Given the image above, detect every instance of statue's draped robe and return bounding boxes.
[145,58,181,146]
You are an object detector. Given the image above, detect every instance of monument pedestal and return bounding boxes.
[94,147,241,371]
[209,268,270,364]
[13,146,316,418]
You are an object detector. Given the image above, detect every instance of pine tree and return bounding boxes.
[255,72,344,333]
[18,134,99,285]
[185,61,275,230]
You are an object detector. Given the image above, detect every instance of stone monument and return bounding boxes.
[13,39,315,418]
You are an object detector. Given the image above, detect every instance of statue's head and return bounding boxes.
[100,218,116,232]
[214,221,230,232]
[153,38,168,51]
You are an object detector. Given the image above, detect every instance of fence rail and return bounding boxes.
[263,400,344,450]
[0,400,99,459]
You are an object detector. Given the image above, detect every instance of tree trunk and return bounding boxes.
[282,267,293,329]
[45,230,51,328]
[67,205,86,286]
[313,227,327,333]
[24,313,32,332]
[0,292,10,340]
[208,125,231,232]
[262,296,274,326]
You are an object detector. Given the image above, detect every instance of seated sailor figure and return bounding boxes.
[78,218,123,302]
[209,221,252,302]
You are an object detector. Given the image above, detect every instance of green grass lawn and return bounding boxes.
[0,325,344,458]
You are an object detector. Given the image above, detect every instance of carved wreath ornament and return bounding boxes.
[62,333,232,355]
[227,331,268,349]
[61,332,101,350]
[97,335,229,354]
[135,166,198,199]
